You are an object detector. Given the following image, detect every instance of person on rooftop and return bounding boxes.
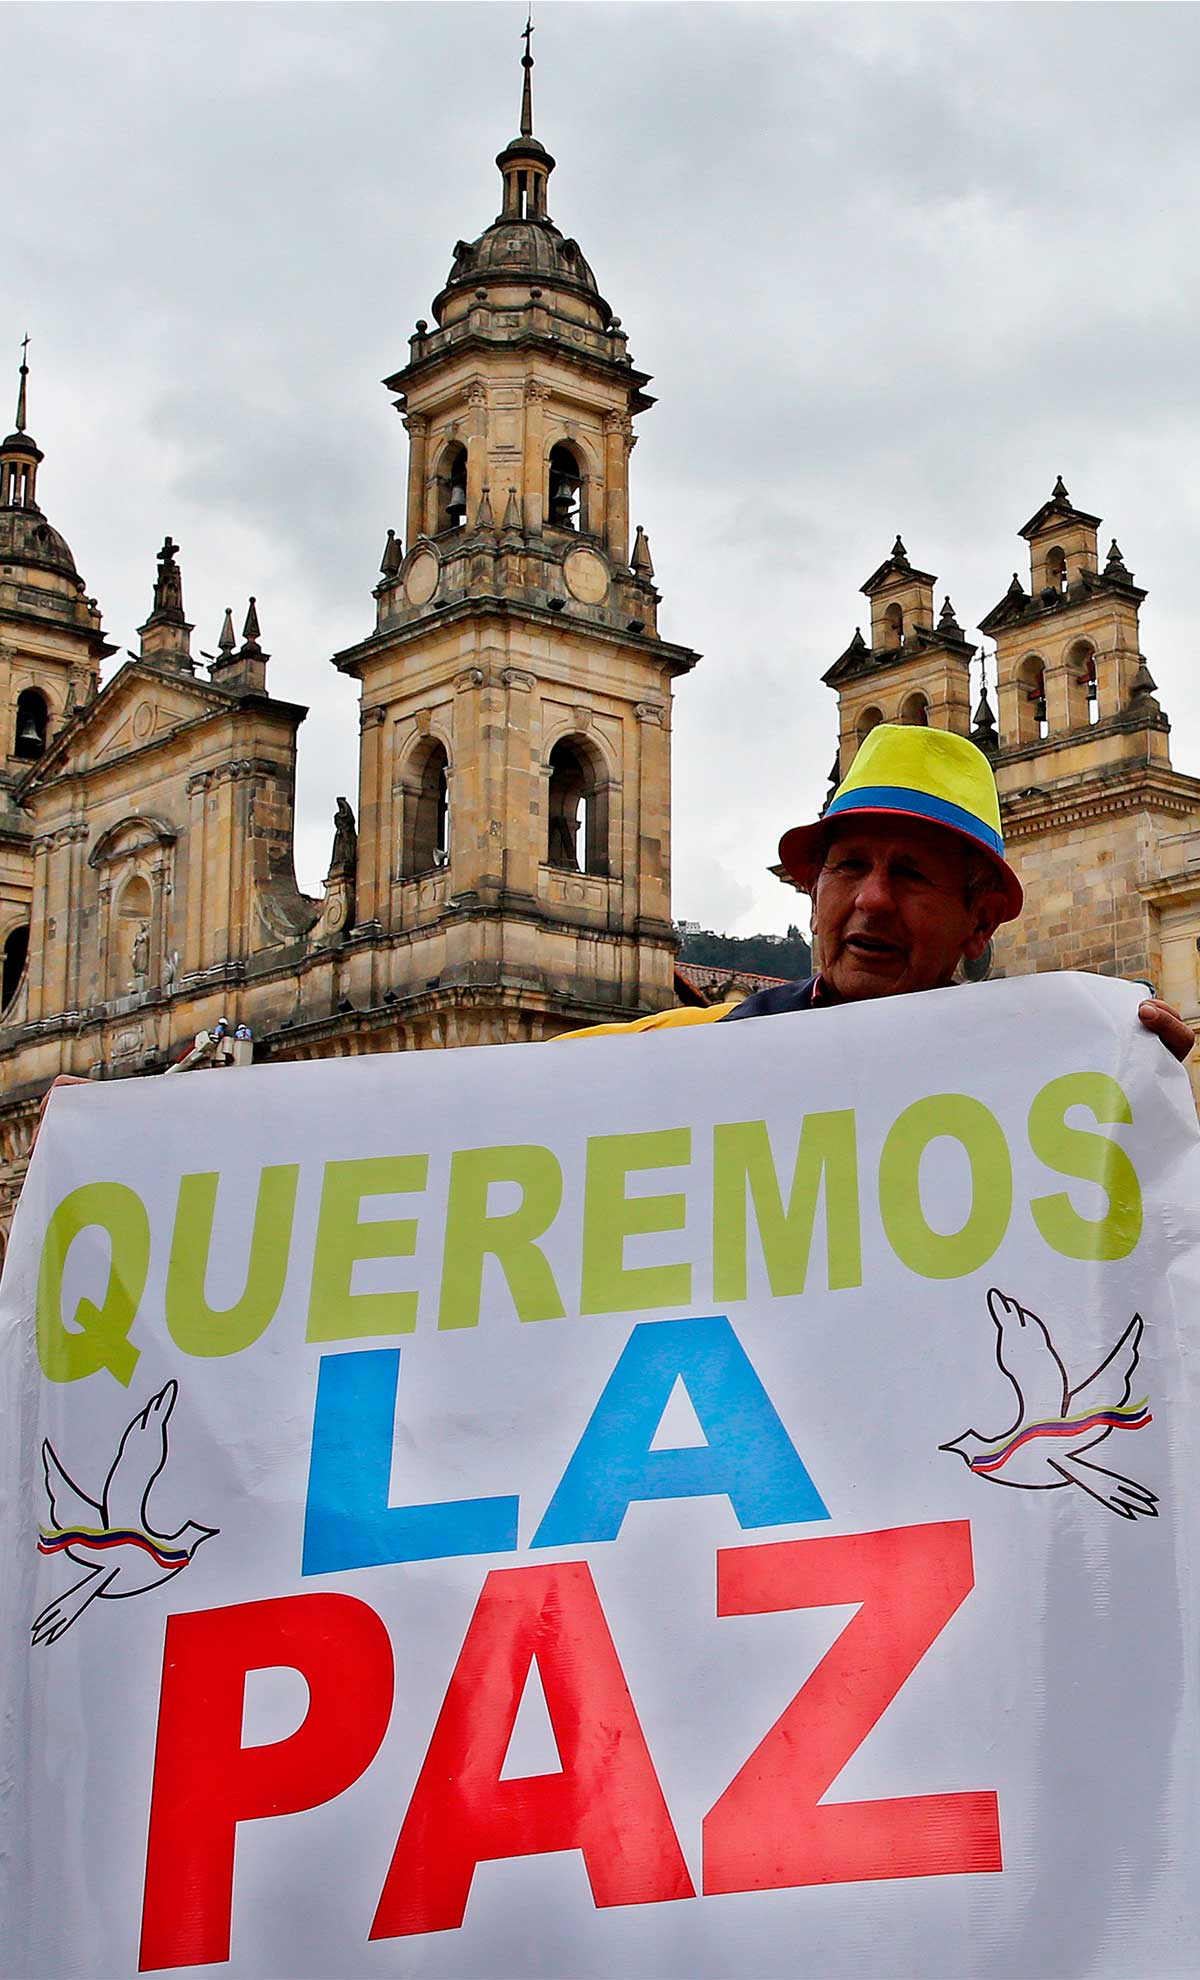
[563,724,1196,1059]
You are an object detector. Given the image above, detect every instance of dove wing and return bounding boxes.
[1068,1314,1144,1416]
[102,1381,177,1532]
[41,1441,101,1530]
[993,1307,1070,1424]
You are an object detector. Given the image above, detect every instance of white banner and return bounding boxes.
[2,971,1198,1980]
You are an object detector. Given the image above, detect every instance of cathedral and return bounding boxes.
[3,44,1200,1260]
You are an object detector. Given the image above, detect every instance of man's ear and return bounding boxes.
[962,890,1006,961]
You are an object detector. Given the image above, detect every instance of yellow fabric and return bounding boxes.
[835,723,1003,837]
[556,1001,741,1040]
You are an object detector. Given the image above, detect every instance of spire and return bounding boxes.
[1104,538,1134,582]
[520,14,534,139]
[502,486,523,534]
[495,12,554,222]
[972,658,999,755]
[1129,656,1159,706]
[15,332,29,433]
[2,332,44,509]
[474,485,495,531]
[380,527,403,578]
[1051,473,1070,503]
[631,524,654,579]
[891,535,908,564]
[210,596,268,694]
[937,594,963,640]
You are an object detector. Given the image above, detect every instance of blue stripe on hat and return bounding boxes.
[824,784,1005,858]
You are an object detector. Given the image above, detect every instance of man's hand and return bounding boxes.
[1138,998,1196,1063]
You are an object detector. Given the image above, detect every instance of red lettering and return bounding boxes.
[703,1520,1002,1893]
[139,1593,394,1971]
[371,1560,693,1938]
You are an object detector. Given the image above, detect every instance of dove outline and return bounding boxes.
[941,1288,1157,1520]
[33,1378,217,1645]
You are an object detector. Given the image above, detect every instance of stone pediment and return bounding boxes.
[15,661,236,794]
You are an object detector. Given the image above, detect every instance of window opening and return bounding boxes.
[901,691,929,727]
[1047,547,1068,594]
[1,924,29,1012]
[548,443,583,531]
[547,738,608,876]
[883,602,904,650]
[408,741,451,875]
[437,444,468,533]
[14,688,48,760]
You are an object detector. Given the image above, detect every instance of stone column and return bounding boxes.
[522,382,551,535]
[185,771,211,970]
[604,410,632,565]
[357,706,387,923]
[466,382,488,523]
[403,414,428,545]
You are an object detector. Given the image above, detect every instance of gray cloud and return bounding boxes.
[7,1,1200,930]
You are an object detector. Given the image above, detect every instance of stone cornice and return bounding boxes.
[332,593,699,680]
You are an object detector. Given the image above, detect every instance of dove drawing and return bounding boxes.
[940,1287,1157,1520]
[33,1379,217,1645]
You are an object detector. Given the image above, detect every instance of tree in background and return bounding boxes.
[677,923,812,980]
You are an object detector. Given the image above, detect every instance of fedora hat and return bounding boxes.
[779,724,1024,922]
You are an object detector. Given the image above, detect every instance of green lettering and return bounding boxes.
[712,1114,861,1301]
[879,1093,1012,1280]
[1028,1072,1142,1261]
[36,1181,149,1386]
[581,1128,692,1314]
[166,1165,299,1357]
[306,1155,427,1341]
[438,1144,566,1329]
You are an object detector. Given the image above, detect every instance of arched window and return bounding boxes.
[1067,639,1099,728]
[1,924,29,1013]
[13,687,48,761]
[435,443,468,534]
[900,691,929,727]
[883,602,904,650]
[403,740,451,876]
[1017,655,1047,744]
[1046,546,1068,594]
[547,737,609,876]
[547,443,585,532]
[856,705,883,743]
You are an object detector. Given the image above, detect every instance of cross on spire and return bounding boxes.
[15,332,30,432]
[520,12,534,138]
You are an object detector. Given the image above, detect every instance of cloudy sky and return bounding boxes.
[7,1,1200,933]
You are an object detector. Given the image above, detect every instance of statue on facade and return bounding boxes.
[329,797,357,877]
[152,537,184,619]
[131,922,150,980]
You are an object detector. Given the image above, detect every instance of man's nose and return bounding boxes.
[853,864,895,912]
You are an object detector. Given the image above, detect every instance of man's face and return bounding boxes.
[811,815,1002,1001]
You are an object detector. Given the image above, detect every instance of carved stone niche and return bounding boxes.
[88,815,177,1002]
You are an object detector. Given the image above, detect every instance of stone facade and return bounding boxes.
[817,480,1200,1104]
[0,68,698,1262]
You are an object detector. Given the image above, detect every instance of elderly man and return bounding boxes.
[565,724,1195,1057]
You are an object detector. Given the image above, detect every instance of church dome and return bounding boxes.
[434,215,611,326]
[0,503,83,587]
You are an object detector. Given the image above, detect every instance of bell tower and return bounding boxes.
[330,33,699,1044]
[0,340,113,1017]
[975,476,1200,996]
[822,536,976,778]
